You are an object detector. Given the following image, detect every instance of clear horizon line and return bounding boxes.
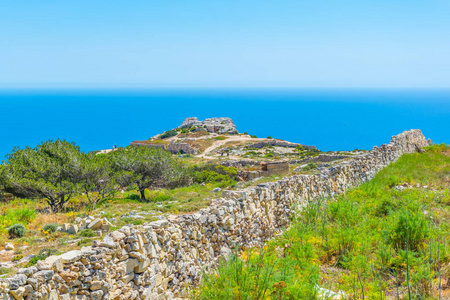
[1,85,450,91]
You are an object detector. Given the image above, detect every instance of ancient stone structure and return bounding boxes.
[166,143,197,155]
[0,130,429,300]
[177,117,237,134]
[237,161,290,181]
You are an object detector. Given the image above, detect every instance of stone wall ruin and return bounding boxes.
[0,129,430,300]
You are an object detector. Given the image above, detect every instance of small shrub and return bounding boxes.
[387,209,430,252]
[131,219,143,225]
[264,152,274,158]
[267,136,272,139]
[160,130,178,139]
[0,208,36,227]
[42,223,59,233]
[14,208,36,224]
[424,142,450,153]
[303,163,317,171]
[122,217,134,224]
[11,255,23,262]
[214,136,227,141]
[77,238,92,246]
[244,151,258,157]
[250,135,257,138]
[25,248,59,267]
[8,224,26,238]
[79,229,95,237]
[151,195,172,202]
[126,194,141,201]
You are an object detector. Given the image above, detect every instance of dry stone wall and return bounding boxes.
[0,130,429,300]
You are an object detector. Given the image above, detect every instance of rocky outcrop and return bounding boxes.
[178,117,237,134]
[0,130,429,300]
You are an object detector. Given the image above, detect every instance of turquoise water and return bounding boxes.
[0,89,449,158]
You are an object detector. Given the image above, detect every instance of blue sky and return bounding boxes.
[1,1,450,88]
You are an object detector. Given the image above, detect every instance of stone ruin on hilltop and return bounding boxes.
[177,117,238,134]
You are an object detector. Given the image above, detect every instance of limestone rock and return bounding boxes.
[87,218,103,230]
[61,250,82,263]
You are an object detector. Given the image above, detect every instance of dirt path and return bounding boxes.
[198,136,254,159]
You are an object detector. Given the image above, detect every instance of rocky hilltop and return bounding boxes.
[177,117,237,134]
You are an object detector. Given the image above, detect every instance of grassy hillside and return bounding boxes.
[193,144,450,300]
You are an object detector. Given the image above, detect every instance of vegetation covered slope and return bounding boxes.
[194,144,450,300]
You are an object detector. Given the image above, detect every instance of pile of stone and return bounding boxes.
[58,217,112,235]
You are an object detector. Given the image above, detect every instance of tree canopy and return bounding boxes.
[111,146,190,201]
[0,140,192,210]
[81,153,117,210]
[1,140,85,212]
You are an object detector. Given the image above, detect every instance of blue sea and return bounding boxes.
[0,89,449,159]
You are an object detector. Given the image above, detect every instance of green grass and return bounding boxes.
[195,149,450,299]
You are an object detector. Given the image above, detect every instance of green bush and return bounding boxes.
[42,223,59,233]
[244,151,258,157]
[267,136,273,139]
[8,224,26,238]
[25,248,59,267]
[424,142,450,153]
[151,195,172,202]
[0,208,36,227]
[77,238,92,246]
[160,130,178,139]
[387,209,430,252]
[250,135,257,138]
[190,164,237,187]
[126,194,141,201]
[302,163,317,171]
[79,229,95,237]
[214,136,227,141]
[264,152,274,158]
[11,255,23,262]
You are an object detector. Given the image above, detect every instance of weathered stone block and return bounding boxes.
[87,218,103,230]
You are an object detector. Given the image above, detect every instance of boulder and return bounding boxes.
[67,225,79,235]
[61,250,82,264]
[87,218,103,230]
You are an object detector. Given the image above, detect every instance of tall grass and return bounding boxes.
[195,149,450,299]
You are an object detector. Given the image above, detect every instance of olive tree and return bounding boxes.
[81,153,117,210]
[1,140,85,212]
[111,146,190,201]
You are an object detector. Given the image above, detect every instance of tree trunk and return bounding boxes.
[139,187,146,201]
